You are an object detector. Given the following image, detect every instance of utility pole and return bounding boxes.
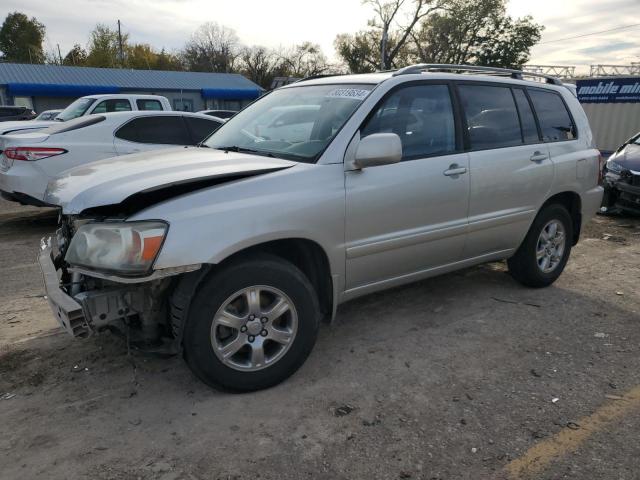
[57,44,63,65]
[117,19,124,67]
[380,27,388,70]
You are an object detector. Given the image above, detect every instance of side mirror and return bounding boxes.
[354,133,402,169]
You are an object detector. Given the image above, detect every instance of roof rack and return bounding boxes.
[392,64,563,86]
[295,73,344,83]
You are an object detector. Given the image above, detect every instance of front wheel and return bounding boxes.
[183,254,320,392]
[508,204,573,288]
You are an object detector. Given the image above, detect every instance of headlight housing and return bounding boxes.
[65,221,168,275]
[606,160,623,174]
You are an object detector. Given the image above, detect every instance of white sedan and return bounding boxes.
[0,111,224,206]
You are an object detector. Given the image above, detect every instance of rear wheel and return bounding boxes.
[183,254,320,392]
[508,204,573,288]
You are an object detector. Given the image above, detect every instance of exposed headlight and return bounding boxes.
[606,161,623,174]
[65,221,168,275]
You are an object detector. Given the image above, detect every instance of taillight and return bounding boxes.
[3,147,67,161]
[597,152,605,185]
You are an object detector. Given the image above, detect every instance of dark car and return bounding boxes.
[0,106,37,121]
[602,133,640,214]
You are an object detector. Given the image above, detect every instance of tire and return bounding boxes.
[183,253,320,392]
[508,204,573,288]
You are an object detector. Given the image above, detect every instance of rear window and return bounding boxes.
[528,90,576,142]
[458,84,522,150]
[115,116,191,145]
[137,99,163,111]
[41,115,106,135]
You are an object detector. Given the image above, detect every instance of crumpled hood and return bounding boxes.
[609,143,640,172]
[45,147,296,214]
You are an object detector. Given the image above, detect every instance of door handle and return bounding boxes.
[443,164,467,177]
[530,151,548,162]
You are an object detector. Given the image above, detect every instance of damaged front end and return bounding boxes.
[602,161,640,215]
[39,215,201,354]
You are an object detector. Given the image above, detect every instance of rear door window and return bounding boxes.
[361,84,457,160]
[513,89,540,144]
[115,116,191,145]
[457,84,522,150]
[92,99,132,113]
[184,117,222,144]
[136,99,163,111]
[528,89,576,142]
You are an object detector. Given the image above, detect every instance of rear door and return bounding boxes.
[113,115,192,154]
[458,83,554,258]
[345,82,469,291]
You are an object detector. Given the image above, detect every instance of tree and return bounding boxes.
[182,22,240,72]
[238,46,280,89]
[63,44,88,66]
[335,0,444,71]
[155,48,183,71]
[0,11,46,63]
[335,32,378,74]
[126,43,158,70]
[473,15,543,68]
[365,0,442,70]
[276,42,334,78]
[412,0,543,68]
[85,24,127,68]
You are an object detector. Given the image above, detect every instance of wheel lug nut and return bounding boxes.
[240,326,247,333]
[248,315,255,321]
[248,335,255,342]
[260,329,268,337]
[261,317,268,324]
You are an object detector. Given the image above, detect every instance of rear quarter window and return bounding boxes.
[528,89,576,142]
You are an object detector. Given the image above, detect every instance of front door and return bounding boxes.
[345,83,469,292]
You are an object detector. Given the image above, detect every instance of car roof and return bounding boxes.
[82,94,168,100]
[65,111,222,125]
[284,70,567,93]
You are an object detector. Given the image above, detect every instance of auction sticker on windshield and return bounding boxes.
[326,88,370,100]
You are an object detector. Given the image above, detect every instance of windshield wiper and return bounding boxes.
[215,146,274,157]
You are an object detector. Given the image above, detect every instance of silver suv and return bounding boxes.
[39,65,604,392]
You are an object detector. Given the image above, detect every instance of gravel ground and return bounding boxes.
[1,197,639,480]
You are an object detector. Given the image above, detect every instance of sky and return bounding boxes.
[2,0,639,74]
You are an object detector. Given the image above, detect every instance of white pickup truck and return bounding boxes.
[54,94,172,122]
[0,95,173,135]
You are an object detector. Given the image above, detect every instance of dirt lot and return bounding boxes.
[1,197,639,480]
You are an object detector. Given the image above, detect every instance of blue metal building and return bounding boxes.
[0,62,263,113]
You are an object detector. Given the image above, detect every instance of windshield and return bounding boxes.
[56,98,95,122]
[204,84,375,161]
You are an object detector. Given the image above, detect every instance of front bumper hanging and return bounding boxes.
[38,242,90,337]
[38,239,148,338]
